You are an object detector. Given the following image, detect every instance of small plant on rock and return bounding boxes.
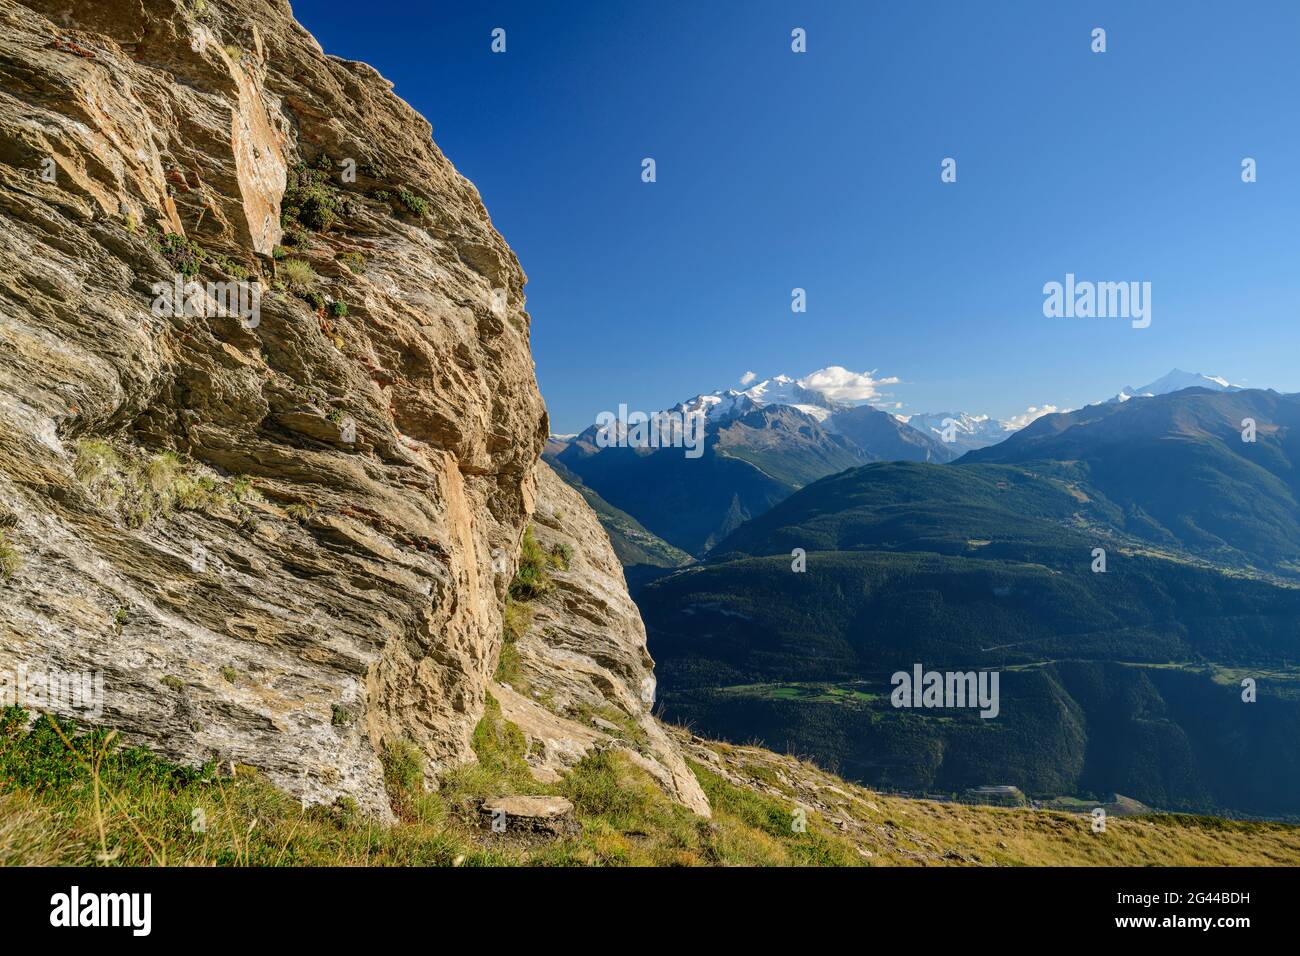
[285,502,317,523]
[0,531,19,581]
[548,542,573,571]
[278,258,316,292]
[154,233,207,278]
[395,188,427,218]
[282,158,356,235]
[508,526,553,601]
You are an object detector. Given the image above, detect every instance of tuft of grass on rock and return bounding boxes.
[493,598,534,688]
[548,541,573,571]
[278,258,316,292]
[72,439,258,529]
[230,476,260,503]
[285,502,317,523]
[0,531,19,581]
[508,526,553,601]
[73,439,121,486]
[281,160,352,234]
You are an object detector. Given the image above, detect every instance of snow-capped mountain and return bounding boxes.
[901,369,1247,455]
[549,369,953,556]
[901,411,1009,454]
[561,364,1258,489]
[738,374,839,417]
[667,374,841,428]
[577,368,976,464]
[1110,369,1242,404]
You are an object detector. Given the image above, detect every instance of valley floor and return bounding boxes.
[1,708,1296,867]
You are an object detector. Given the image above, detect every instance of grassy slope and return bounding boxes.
[2,706,1297,866]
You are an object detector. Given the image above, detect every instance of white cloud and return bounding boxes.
[796,366,900,405]
[739,371,757,386]
[1002,404,1062,431]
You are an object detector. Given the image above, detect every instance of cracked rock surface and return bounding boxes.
[0,0,549,817]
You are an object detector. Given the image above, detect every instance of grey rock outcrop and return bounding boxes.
[0,0,544,817]
[0,0,707,821]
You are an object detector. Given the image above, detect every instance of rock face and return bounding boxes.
[0,0,546,816]
[480,795,577,836]
[494,462,709,816]
[0,0,707,822]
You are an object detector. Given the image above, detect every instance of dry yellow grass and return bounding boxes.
[3,708,1297,867]
[676,731,1300,866]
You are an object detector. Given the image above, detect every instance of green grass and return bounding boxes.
[576,704,652,753]
[211,255,250,280]
[278,258,316,292]
[151,233,206,278]
[508,526,553,601]
[494,525,572,687]
[493,599,534,688]
[285,502,317,523]
[72,439,260,529]
[716,682,880,705]
[337,251,365,273]
[0,704,864,867]
[395,188,427,218]
[548,541,573,570]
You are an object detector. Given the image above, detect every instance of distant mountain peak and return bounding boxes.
[901,411,1010,453]
[1111,368,1240,404]
[734,374,840,412]
[664,367,878,430]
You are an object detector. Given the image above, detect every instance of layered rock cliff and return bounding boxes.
[0,0,703,818]
[494,462,708,815]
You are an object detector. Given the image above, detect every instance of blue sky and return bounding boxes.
[292,0,1299,433]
